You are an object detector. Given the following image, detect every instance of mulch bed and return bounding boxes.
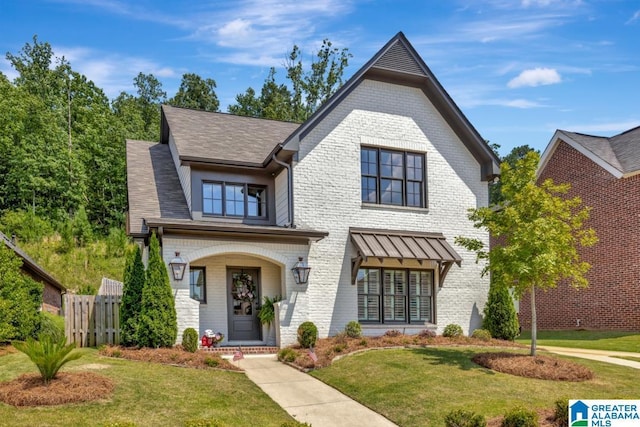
[99,345,241,371]
[473,352,594,381]
[281,333,525,369]
[0,372,114,407]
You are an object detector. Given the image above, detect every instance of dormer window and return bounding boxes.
[203,182,267,218]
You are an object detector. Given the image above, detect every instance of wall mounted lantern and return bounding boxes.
[169,251,187,281]
[291,257,311,285]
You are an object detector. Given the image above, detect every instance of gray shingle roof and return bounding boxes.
[161,105,300,165]
[126,140,191,235]
[559,126,640,175]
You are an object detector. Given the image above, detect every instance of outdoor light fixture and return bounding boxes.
[169,251,187,281]
[291,257,311,285]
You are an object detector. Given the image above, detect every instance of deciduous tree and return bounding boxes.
[456,151,597,355]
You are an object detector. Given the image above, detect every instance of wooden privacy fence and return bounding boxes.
[64,294,121,347]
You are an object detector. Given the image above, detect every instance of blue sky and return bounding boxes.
[2,0,639,156]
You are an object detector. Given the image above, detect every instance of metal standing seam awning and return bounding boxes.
[349,228,463,286]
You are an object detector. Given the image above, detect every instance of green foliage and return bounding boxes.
[182,328,199,353]
[106,227,128,257]
[229,39,351,122]
[489,145,537,205]
[483,283,519,341]
[280,422,312,427]
[471,329,492,341]
[203,356,219,367]
[554,398,569,427]
[12,334,82,384]
[444,409,487,427]
[0,243,43,342]
[0,210,53,242]
[103,422,138,427]
[456,151,598,355]
[37,311,65,342]
[168,73,219,112]
[72,206,93,247]
[344,321,362,338]
[137,233,177,348]
[278,348,297,363]
[258,295,282,327]
[501,407,538,427]
[443,324,463,338]
[121,245,145,346]
[297,321,318,348]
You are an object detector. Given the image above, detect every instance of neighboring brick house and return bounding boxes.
[0,231,66,314]
[126,32,500,347]
[518,127,640,331]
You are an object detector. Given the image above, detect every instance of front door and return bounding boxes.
[227,268,261,341]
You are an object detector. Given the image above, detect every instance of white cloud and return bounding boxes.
[508,68,561,88]
[626,10,640,24]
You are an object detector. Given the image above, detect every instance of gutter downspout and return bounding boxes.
[271,153,295,228]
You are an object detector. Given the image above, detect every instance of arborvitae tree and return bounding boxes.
[483,282,519,341]
[120,245,144,346]
[137,233,177,347]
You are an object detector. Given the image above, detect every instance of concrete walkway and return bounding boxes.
[539,346,640,369]
[230,355,397,427]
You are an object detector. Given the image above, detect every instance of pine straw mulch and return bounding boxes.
[281,333,526,369]
[0,372,114,407]
[98,345,241,371]
[473,352,594,382]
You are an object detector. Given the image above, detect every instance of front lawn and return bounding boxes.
[0,347,295,427]
[516,330,640,352]
[310,346,640,426]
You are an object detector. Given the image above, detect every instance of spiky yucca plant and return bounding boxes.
[12,335,82,384]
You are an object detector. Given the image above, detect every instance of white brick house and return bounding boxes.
[126,32,500,347]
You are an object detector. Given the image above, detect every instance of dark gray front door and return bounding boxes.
[227,268,261,341]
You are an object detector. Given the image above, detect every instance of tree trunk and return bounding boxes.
[530,284,537,356]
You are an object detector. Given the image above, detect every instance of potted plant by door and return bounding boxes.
[258,295,282,346]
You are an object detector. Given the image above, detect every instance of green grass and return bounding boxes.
[21,238,129,293]
[0,348,295,427]
[311,346,640,426]
[516,330,640,353]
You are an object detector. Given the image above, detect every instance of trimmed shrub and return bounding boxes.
[483,282,520,341]
[554,398,569,427]
[182,328,199,353]
[297,321,318,348]
[444,409,487,427]
[418,329,436,338]
[278,347,297,363]
[471,329,492,341]
[0,243,43,342]
[384,329,402,337]
[137,233,177,348]
[120,245,145,347]
[443,324,463,338]
[344,321,362,338]
[501,407,538,427]
[203,357,219,368]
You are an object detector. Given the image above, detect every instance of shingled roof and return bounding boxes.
[160,105,300,166]
[126,140,191,236]
[540,126,640,178]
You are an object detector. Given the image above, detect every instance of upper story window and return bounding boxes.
[203,182,267,218]
[361,147,425,208]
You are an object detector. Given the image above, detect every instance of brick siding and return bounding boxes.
[518,141,640,331]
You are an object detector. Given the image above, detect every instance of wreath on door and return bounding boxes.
[232,272,256,302]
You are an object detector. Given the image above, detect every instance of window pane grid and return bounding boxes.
[359,268,433,324]
[190,267,206,303]
[361,147,425,208]
[203,182,267,218]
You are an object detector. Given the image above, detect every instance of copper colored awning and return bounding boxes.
[349,228,462,286]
